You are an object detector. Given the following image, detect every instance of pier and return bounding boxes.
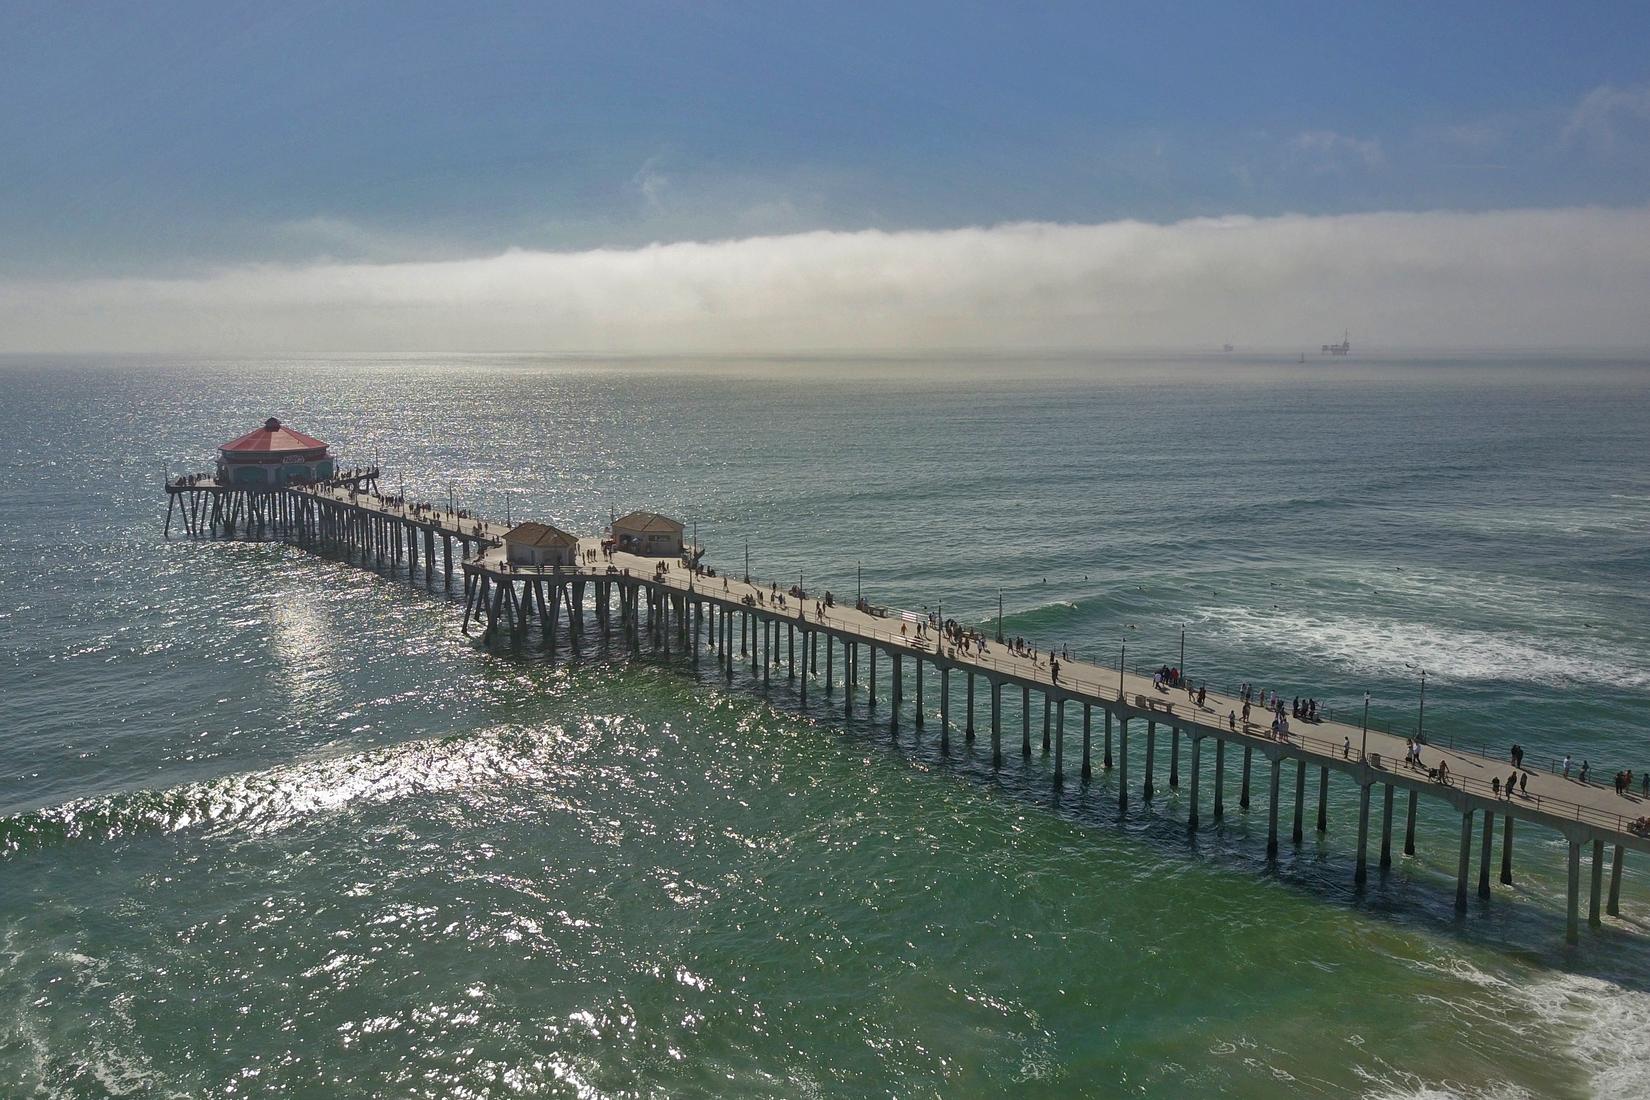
[164,436,1646,947]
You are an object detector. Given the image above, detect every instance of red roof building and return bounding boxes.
[216,418,335,488]
[220,418,328,455]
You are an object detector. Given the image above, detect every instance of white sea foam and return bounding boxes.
[1362,1083,1532,1100]
[1398,954,1650,1100]
[1431,500,1650,539]
[1520,970,1650,1100]
[1197,605,1650,690]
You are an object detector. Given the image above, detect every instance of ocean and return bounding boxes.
[1,352,1648,1098]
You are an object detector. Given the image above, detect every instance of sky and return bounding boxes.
[2,1,1649,353]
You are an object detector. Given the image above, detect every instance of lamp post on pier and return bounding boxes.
[743,538,749,583]
[996,589,1004,643]
[1360,692,1371,761]
[1118,644,1126,699]
[1418,669,1427,743]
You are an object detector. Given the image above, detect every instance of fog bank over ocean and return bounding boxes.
[5,206,1650,354]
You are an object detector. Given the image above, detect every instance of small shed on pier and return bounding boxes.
[610,510,685,557]
[503,521,577,568]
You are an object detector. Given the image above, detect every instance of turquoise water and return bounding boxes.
[2,354,1649,1098]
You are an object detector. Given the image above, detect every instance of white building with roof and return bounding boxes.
[503,521,578,568]
[609,510,685,557]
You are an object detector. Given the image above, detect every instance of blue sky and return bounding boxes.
[5,1,1648,275]
[2,3,1648,351]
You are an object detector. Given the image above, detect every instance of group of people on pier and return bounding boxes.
[1007,637,1043,662]
[1154,667,1213,711]
[1402,736,1540,800]
[938,618,992,658]
[169,464,378,490]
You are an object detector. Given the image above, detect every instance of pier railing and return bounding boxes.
[1117,662,1630,796]
[648,568,1649,841]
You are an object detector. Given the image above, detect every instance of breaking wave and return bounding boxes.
[1197,606,1650,690]
[1366,956,1650,1100]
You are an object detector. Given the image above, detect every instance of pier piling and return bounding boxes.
[1267,756,1281,858]
[1479,811,1495,899]
[1355,783,1372,886]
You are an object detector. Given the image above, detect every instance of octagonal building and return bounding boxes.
[217,418,335,488]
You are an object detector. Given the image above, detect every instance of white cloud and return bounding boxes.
[630,155,671,213]
[3,205,1649,353]
[1288,130,1385,172]
[1562,84,1650,151]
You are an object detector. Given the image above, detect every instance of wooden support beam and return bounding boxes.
[1143,720,1156,801]
[1567,840,1582,944]
[1355,782,1372,886]
[1380,783,1395,868]
[1292,759,1306,844]
[1267,756,1281,858]
[1053,699,1064,785]
[1187,735,1201,831]
[1214,737,1225,818]
[1081,704,1091,779]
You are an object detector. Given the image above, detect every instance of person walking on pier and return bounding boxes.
[1507,770,1518,797]
[1520,772,1528,796]
[1579,760,1590,785]
[1343,737,1351,759]
[1562,754,1572,779]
